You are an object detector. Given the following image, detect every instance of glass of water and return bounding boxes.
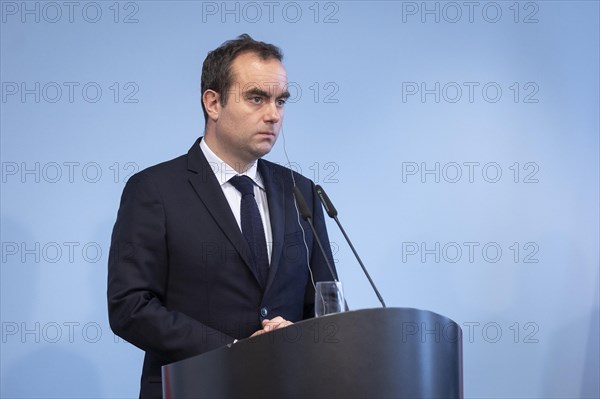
[315,281,345,317]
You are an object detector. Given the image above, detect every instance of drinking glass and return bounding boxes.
[315,281,345,317]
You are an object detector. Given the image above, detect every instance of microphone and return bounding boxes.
[315,185,387,308]
[293,186,339,283]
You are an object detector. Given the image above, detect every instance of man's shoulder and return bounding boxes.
[127,153,188,187]
[137,154,187,177]
[143,154,187,175]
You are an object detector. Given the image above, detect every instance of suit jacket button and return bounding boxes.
[260,307,268,318]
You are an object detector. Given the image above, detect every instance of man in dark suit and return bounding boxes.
[107,34,336,398]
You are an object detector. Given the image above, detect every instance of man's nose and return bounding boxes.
[264,101,281,123]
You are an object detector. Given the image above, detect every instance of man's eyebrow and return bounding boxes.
[244,87,290,100]
[244,87,269,97]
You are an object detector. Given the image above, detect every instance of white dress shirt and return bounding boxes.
[200,139,273,263]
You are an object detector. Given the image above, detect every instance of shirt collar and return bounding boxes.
[200,137,265,190]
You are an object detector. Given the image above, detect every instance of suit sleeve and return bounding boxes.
[107,172,233,363]
[303,180,337,319]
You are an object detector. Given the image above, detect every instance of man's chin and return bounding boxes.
[253,143,275,159]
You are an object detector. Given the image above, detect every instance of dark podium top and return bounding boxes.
[163,307,463,398]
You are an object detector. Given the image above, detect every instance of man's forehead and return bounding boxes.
[231,54,287,80]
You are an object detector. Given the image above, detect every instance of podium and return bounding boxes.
[162,308,463,398]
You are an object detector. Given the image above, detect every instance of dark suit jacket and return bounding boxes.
[107,137,335,398]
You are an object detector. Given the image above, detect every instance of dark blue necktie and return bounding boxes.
[229,175,269,288]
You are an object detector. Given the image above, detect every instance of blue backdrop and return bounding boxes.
[1,1,598,397]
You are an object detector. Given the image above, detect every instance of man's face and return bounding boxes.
[209,51,289,169]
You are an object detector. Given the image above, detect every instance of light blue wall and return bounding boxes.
[1,1,598,398]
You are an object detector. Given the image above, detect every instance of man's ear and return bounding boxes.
[202,90,220,121]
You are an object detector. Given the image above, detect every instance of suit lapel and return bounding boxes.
[186,138,258,283]
[259,160,286,293]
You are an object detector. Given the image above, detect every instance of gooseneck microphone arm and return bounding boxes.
[315,185,387,308]
[293,186,339,283]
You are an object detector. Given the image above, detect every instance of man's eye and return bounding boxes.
[276,99,287,107]
[250,96,262,104]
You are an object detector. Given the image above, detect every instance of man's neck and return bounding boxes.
[203,135,256,174]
